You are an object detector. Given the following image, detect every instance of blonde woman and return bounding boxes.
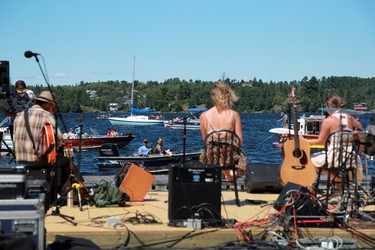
[199,81,244,182]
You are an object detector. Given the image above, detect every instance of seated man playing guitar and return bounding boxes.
[13,91,72,205]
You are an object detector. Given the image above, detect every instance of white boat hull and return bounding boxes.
[108,116,165,126]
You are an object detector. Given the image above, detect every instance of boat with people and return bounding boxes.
[63,128,135,150]
[95,143,201,171]
[270,107,368,147]
[164,107,207,130]
[353,103,369,112]
[95,112,111,119]
[269,114,325,145]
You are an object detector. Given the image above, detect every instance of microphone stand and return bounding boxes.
[27,53,75,225]
[182,117,187,165]
[75,117,84,174]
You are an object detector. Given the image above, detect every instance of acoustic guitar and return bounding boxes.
[279,87,316,187]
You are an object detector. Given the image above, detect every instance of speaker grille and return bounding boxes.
[168,164,221,225]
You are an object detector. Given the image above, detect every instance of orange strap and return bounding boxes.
[44,124,57,164]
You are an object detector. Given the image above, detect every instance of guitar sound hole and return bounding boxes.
[293,149,302,158]
[293,149,308,165]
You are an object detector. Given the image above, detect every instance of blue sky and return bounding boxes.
[1,0,374,86]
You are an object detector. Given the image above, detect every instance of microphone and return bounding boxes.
[24,51,40,58]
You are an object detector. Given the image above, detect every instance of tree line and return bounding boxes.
[2,76,374,113]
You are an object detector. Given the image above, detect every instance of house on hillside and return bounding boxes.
[108,103,119,112]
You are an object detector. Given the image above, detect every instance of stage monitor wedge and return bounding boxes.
[246,164,283,193]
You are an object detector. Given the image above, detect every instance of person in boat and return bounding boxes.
[138,139,153,156]
[199,81,244,182]
[13,91,72,204]
[63,127,78,139]
[74,125,82,136]
[3,80,33,140]
[107,127,113,137]
[111,128,119,137]
[301,94,363,184]
[366,117,375,135]
[154,137,172,155]
[278,111,289,128]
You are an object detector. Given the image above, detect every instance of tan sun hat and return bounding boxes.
[34,91,56,105]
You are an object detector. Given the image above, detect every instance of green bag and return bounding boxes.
[92,179,127,207]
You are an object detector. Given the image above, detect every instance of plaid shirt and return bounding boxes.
[3,92,33,124]
[13,104,62,163]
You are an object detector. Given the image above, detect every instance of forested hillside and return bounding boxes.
[3,76,374,113]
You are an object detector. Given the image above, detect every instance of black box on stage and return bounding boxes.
[273,182,308,210]
[0,60,10,99]
[246,164,283,193]
[0,166,26,199]
[274,182,327,219]
[0,193,45,250]
[168,164,221,225]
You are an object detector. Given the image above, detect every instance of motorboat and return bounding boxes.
[269,114,325,145]
[95,143,201,171]
[353,103,369,112]
[63,128,135,150]
[164,108,207,130]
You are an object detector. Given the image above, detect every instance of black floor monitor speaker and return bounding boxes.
[273,182,340,227]
[168,164,221,226]
[246,164,283,193]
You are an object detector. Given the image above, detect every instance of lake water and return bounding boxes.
[1,112,374,176]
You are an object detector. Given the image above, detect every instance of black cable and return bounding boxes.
[122,210,162,225]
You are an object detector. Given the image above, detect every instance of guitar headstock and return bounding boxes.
[289,86,296,106]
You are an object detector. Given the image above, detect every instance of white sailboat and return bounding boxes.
[108,57,165,126]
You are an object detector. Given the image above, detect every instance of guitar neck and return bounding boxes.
[292,105,300,152]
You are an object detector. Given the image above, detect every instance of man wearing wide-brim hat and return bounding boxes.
[13,90,71,205]
[3,80,33,140]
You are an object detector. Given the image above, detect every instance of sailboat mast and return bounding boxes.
[131,56,135,106]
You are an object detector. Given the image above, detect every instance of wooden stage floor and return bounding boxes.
[44,175,375,249]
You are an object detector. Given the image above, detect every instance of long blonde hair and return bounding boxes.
[210,81,239,109]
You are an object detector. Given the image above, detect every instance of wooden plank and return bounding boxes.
[44,189,375,249]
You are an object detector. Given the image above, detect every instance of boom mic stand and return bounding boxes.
[25,51,75,225]
[182,117,187,165]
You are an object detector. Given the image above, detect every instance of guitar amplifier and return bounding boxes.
[168,164,222,227]
[0,193,45,250]
[117,163,155,202]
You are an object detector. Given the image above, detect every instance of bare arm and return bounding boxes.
[199,111,207,141]
[233,111,243,145]
[304,118,332,146]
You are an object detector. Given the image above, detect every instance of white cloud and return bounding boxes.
[55,73,67,78]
